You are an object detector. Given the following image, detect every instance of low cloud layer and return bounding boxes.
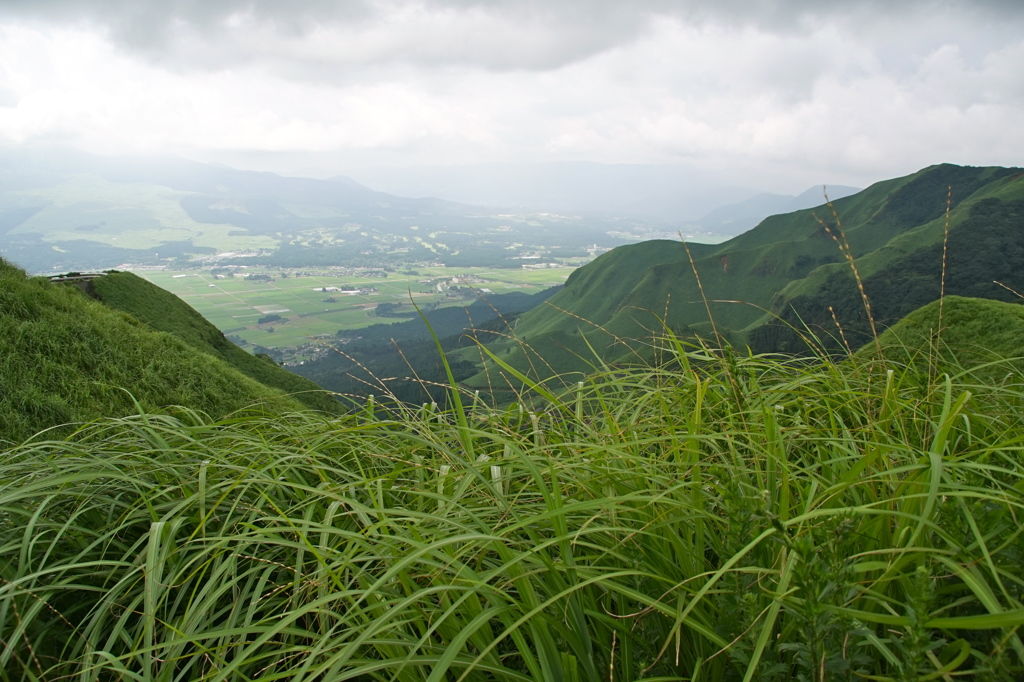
[1,0,1022,190]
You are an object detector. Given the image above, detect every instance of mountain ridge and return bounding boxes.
[464,163,1024,389]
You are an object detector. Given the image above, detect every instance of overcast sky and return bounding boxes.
[0,0,1022,191]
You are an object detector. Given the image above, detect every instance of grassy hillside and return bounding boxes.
[751,179,1024,353]
[859,295,1024,374]
[0,258,308,444]
[87,271,344,414]
[2,334,1023,680]
[469,164,1024,388]
[455,240,713,388]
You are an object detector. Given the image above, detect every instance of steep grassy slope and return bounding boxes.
[456,239,715,385]
[751,176,1024,352]
[0,258,308,444]
[859,295,1024,375]
[468,164,1024,387]
[87,271,343,414]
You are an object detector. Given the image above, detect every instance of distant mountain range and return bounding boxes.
[0,148,862,273]
[695,184,861,236]
[0,147,466,271]
[343,161,859,230]
[0,149,676,272]
[343,161,755,220]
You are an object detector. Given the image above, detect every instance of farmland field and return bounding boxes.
[135,265,575,352]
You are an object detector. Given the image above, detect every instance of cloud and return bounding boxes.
[3,0,1022,77]
[0,87,17,108]
[0,0,1021,191]
[0,0,650,73]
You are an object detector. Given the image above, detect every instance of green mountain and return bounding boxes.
[467,164,1024,387]
[84,271,344,414]
[0,258,327,444]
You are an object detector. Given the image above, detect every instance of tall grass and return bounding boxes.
[3,338,1024,680]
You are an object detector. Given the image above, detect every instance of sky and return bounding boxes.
[0,0,1022,192]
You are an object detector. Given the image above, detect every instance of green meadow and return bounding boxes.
[139,266,575,349]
